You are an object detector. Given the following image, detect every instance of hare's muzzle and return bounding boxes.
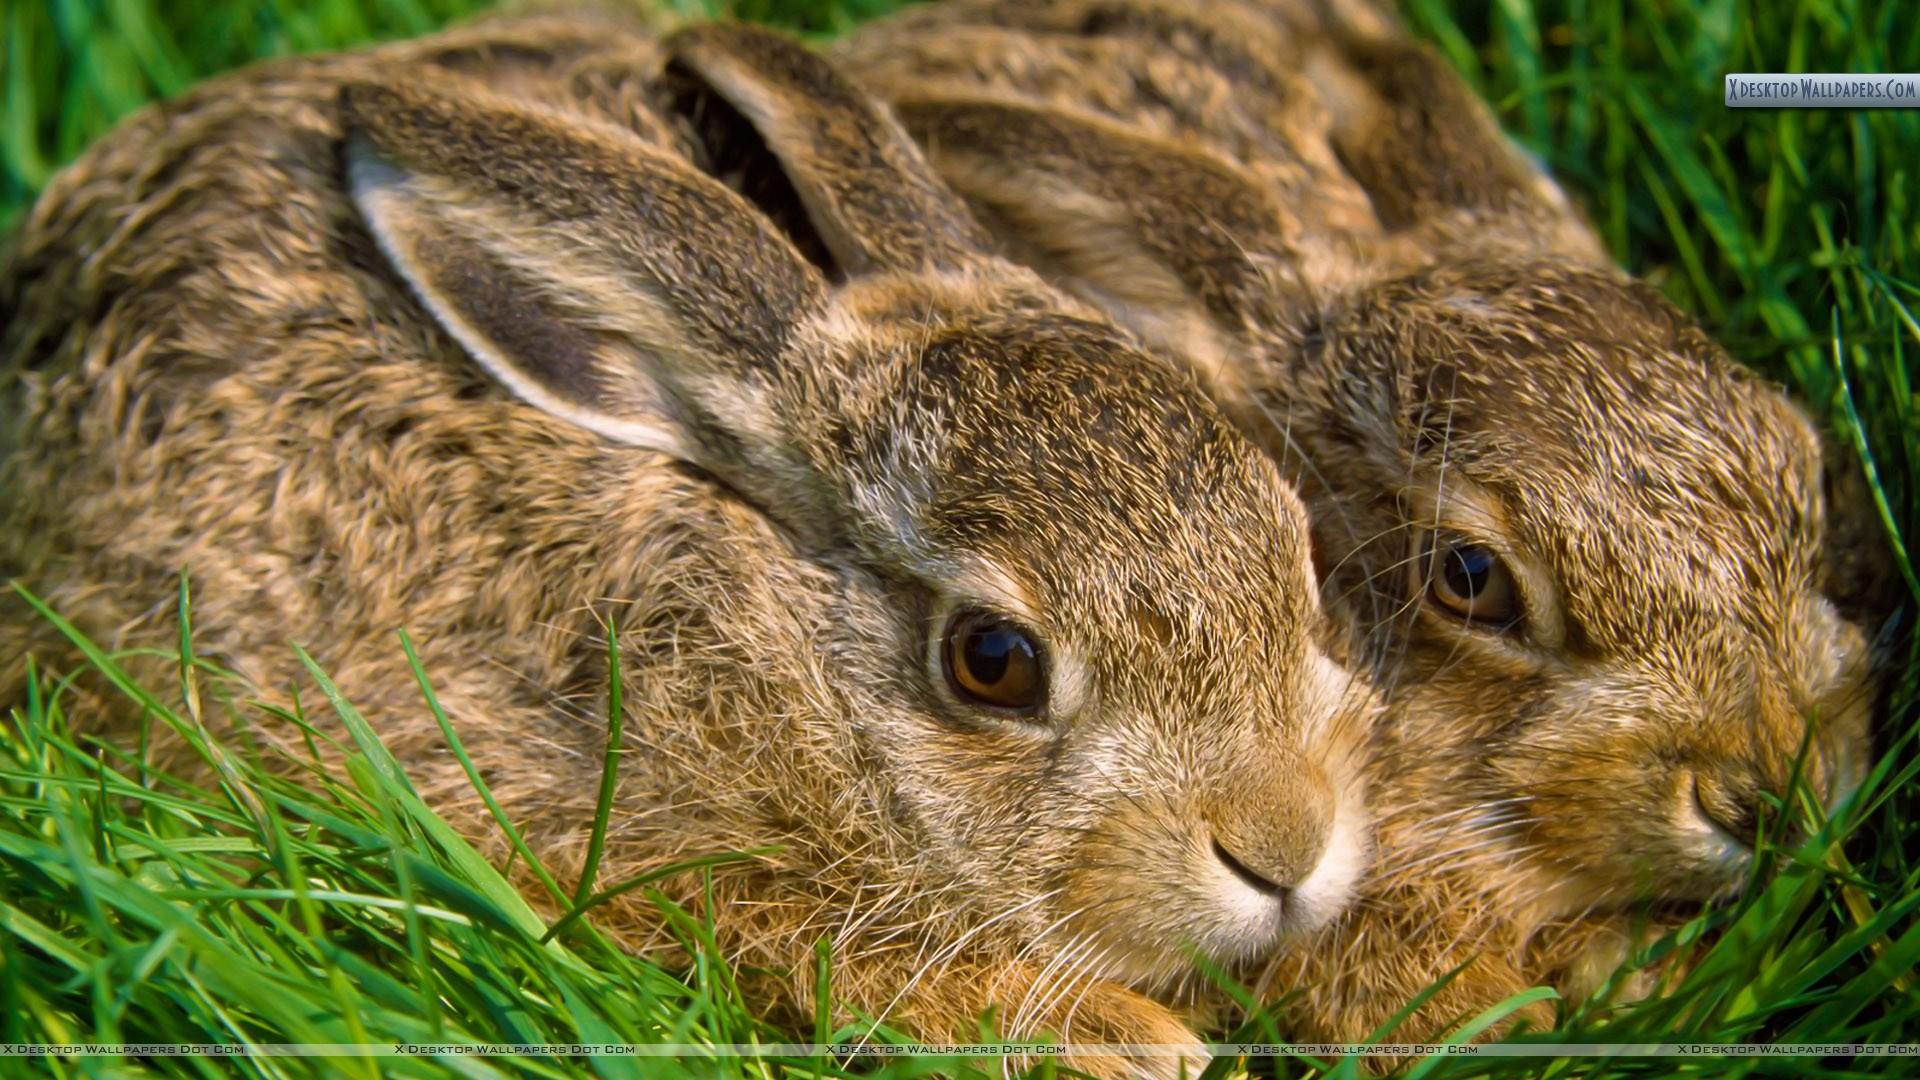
[1045,740,1367,983]
[1198,759,1363,936]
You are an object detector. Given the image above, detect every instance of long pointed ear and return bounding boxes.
[1305,37,1606,261]
[890,97,1300,384]
[343,75,831,523]
[1817,429,1902,633]
[666,23,994,275]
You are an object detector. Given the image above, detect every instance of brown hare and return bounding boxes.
[0,11,1377,1076]
[838,0,1884,1046]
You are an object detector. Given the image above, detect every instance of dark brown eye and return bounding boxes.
[942,610,1044,713]
[1421,533,1521,628]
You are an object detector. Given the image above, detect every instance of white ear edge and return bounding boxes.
[348,146,692,459]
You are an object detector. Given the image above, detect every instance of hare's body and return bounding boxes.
[840,0,1881,1043]
[0,12,881,993]
[1,13,1376,1072]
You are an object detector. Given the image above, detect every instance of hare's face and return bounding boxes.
[1290,263,1872,907]
[797,273,1374,985]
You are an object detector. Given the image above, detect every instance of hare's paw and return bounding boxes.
[1050,992,1208,1080]
[991,969,1208,1080]
[1534,914,1690,1010]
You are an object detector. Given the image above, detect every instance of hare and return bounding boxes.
[0,11,1379,1074]
[836,0,1884,1045]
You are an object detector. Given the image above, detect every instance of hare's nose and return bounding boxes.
[1211,836,1290,895]
[1692,771,1780,849]
[1203,767,1335,893]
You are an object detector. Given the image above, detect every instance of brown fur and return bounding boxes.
[837,0,1884,1045]
[0,12,1380,1076]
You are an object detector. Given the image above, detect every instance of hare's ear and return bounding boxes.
[890,97,1293,380]
[665,22,993,274]
[1816,430,1903,632]
[343,77,830,520]
[1306,38,1603,260]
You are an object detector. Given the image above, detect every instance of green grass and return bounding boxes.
[3,583,966,1080]
[2,0,1917,1077]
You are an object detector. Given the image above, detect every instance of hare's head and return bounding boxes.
[1271,260,1874,906]
[890,94,1876,910]
[342,24,1371,983]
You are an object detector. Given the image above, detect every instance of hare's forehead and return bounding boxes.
[1033,547,1320,680]
[1539,532,1838,682]
[1493,465,1819,635]
[1398,288,1814,450]
[903,473,1315,654]
[809,305,1315,621]
[922,477,1313,615]
[1431,349,1822,524]
[1432,343,1791,437]
[1502,396,1820,534]
[893,329,1295,500]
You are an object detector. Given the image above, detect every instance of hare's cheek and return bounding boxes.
[1478,691,1771,904]
[1797,645,1876,806]
[856,717,1053,834]
[1437,694,1683,890]
[1378,594,1548,692]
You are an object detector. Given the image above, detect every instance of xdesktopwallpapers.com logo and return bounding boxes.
[1726,73,1919,106]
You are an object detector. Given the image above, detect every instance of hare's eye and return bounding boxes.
[1420,533,1521,628]
[942,610,1045,713]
